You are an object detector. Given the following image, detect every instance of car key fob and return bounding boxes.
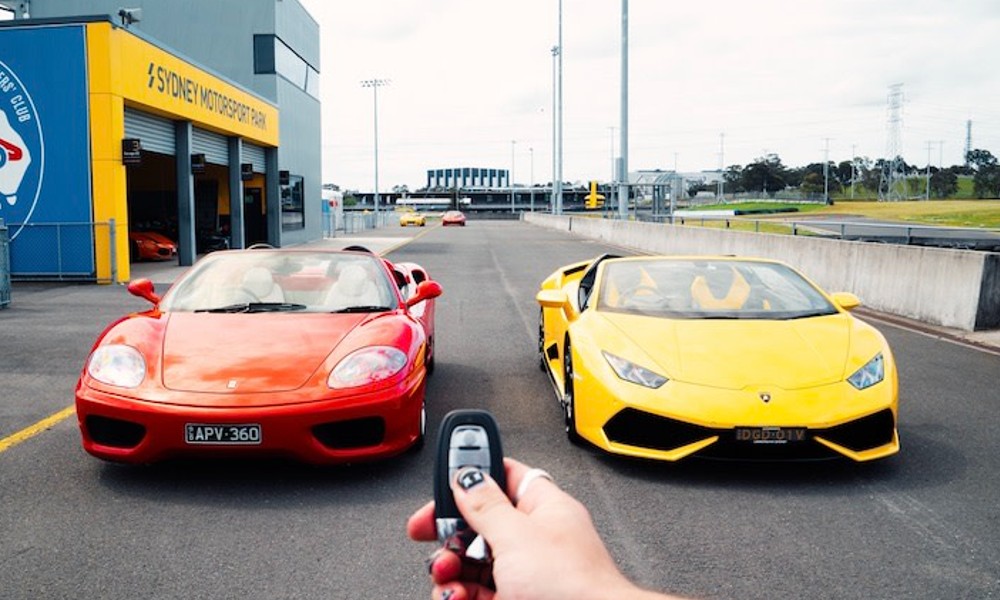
[434,409,506,563]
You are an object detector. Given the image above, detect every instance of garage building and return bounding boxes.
[0,0,321,282]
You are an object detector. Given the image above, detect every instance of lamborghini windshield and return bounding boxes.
[597,258,837,320]
[160,250,398,313]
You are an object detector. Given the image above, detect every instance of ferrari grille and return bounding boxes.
[85,415,146,448]
[312,417,385,449]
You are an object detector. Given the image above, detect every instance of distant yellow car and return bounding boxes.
[399,211,426,227]
[536,254,899,462]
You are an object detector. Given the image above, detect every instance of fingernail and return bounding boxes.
[441,590,455,600]
[456,467,486,491]
[426,548,443,574]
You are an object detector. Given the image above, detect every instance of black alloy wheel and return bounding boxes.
[562,336,583,445]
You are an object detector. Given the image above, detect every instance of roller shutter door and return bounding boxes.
[192,127,229,165]
[243,143,266,173]
[124,108,175,155]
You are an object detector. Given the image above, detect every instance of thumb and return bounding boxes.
[451,467,525,547]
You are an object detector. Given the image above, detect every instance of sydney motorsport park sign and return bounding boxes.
[0,24,92,275]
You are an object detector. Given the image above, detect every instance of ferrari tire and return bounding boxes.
[562,336,584,446]
[409,401,427,452]
[425,336,435,376]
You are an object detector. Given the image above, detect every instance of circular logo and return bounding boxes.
[0,59,44,241]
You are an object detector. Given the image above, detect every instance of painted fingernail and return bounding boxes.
[456,467,485,491]
[426,548,445,575]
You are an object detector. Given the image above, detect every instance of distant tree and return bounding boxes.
[723,165,744,193]
[835,160,854,185]
[973,165,1000,198]
[799,172,825,195]
[930,168,958,198]
[740,154,787,195]
[966,148,997,170]
[392,184,410,194]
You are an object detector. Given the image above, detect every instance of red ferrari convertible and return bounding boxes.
[75,247,442,465]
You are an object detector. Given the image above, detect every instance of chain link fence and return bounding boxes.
[0,219,10,309]
[5,220,117,283]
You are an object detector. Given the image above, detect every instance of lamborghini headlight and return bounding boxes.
[602,351,667,389]
[329,346,407,389]
[87,344,146,388]
[848,353,884,390]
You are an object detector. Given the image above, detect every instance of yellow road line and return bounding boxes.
[0,406,76,454]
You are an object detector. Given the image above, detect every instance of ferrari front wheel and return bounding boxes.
[562,336,583,445]
[409,400,427,452]
[425,336,435,376]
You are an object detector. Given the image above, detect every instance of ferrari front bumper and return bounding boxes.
[75,375,426,465]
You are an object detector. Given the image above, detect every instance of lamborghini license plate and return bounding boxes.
[185,423,262,445]
[734,426,806,445]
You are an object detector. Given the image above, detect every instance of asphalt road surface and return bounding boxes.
[1,220,998,599]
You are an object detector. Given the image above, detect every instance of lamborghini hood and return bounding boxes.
[161,313,366,393]
[603,312,853,390]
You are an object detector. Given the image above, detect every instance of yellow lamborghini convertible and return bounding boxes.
[536,254,899,462]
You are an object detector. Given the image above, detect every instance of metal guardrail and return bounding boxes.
[0,219,10,309]
[635,213,1000,252]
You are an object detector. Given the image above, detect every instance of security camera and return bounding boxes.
[117,7,142,27]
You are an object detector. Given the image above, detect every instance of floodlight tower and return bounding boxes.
[964,119,972,166]
[361,78,390,217]
[878,84,906,202]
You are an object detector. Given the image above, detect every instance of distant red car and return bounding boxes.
[129,231,177,261]
[441,210,466,226]
[75,247,443,465]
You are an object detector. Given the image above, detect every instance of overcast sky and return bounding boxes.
[298,0,1000,192]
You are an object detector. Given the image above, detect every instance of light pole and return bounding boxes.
[361,78,389,219]
[617,0,629,220]
[823,138,831,204]
[552,0,564,215]
[529,146,535,212]
[510,140,516,213]
[551,44,561,215]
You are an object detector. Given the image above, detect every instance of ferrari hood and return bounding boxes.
[161,313,365,393]
[603,312,852,390]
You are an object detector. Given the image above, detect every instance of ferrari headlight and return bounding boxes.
[329,346,407,388]
[848,353,884,390]
[602,351,667,389]
[87,344,146,388]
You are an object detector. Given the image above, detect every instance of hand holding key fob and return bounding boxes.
[434,409,506,564]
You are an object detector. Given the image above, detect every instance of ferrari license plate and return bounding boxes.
[185,423,262,445]
[734,426,806,445]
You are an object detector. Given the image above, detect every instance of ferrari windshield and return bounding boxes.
[597,258,837,320]
[160,250,399,313]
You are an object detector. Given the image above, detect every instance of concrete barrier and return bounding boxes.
[523,213,1000,332]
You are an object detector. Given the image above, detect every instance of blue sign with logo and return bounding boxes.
[0,25,92,275]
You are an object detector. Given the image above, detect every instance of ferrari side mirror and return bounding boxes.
[406,280,443,308]
[127,278,161,306]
